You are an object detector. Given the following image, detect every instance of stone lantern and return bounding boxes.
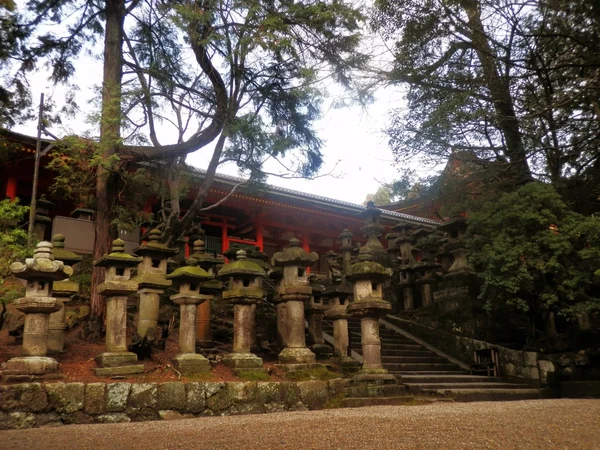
[413,228,441,307]
[132,228,179,340]
[33,196,54,241]
[438,216,471,278]
[189,239,224,349]
[269,266,287,349]
[338,229,354,275]
[305,274,332,359]
[358,201,388,266]
[272,237,319,369]
[346,247,396,384]
[3,241,72,378]
[323,274,360,372]
[247,246,272,349]
[392,222,417,310]
[165,254,214,374]
[48,234,82,354]
[218,250,267,373]
[93,239,144,376]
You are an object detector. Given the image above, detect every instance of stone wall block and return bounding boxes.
[96,413,131,423]
[45,383,84,413]
[227,382,257,403]
[206,386,233,413]
[185,383,206,414]
[157,382,186,411]
[204,381,225,399]
[538,360,556,386]
[106,383,131,412]
[281,382,301,409]
[257,382,284,405]
[328,378,349,397]
[0,412,36,429]
[0,383,48,412]
[128,383,157,409]
[235,401,265,415]
[60,411,95,425]
[35,412,62,427]
[298,380,329,410]
[84,383,106,415]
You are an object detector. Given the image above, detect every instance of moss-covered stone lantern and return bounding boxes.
[247,245,272,349]
[165,254,214,374]
[346,247,397,384]
[269,266,287,348]
[3,242,72,379]
[323,273,360,372]
[48,234,82,354]
[93,239,143,377]
[338,228,354,275]
[392,221,417,310]
[413,228,441,307]
[218,249,267,373]
[189,239,225,349]
[358,201,388,266]
[272,237,319,369]
[133,228,179,340]
[305,274,331,359]
[438,216,471,278]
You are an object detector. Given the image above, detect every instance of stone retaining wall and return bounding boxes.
[0,379,349,430]
[385,315,556,386]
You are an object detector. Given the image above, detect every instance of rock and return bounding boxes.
[65,310,79,328]
[185,383,206,414]
[60,411,95,425]
[84,383,106,415]
[575,350,591,366]
[127,407,159,422]
[78,305,90,320]
[205,382,225,399]
[297,380,329,410]
[128,383,157,409]
[157,382,186,411]
[4,412,36,429]
[328,378,349,397]
[236,401,265,415]
[257,382,283,405]
[0,383,48,412]
[281,382,301,409]
[158,410,192,421]
[45,383,84,413]
[206,387,233,412]
[106,383,131,412]
[35,412,62,427]
[95,413,131,423]
[227,382,257,403]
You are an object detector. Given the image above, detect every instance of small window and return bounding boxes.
[298,268,305,277]
[314,297,321,304]
[243,279,250,287]
[116,267,125,276]
[372,283,378,293]
[340,297,346,305]
[152,258,161,268]
[190,284,198,291]
[38,281,46,291]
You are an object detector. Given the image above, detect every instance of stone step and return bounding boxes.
[401,374,497,383]
[382,356,448,364]
[379,344,424,350]
[345,384,408,399]
[384,363,463,372]
[390,371,471,378]
[380,339,418,345]
[381,349,434,357]
[405,382,531,393]
[421,388,546,402]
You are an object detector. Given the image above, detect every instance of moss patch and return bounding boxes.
[236,371,271,381]
[324,393,346,409]
[284,367,339,382]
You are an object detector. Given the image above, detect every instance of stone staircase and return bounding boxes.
[323,318,547,403]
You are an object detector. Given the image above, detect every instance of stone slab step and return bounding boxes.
[379,344,423,350]
[401,374,499,383]
[381,349,434,357]
[384,363,463,372]
[405,382,531,392]
[345,384,408,398]
[382,356,447,364]
[421,388,546,402]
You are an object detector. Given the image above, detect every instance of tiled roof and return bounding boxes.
[190,167,441,226]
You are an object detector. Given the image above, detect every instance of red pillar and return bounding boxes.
[256,218,264,251]
[5,175,17,200]
[221,219,230,255]
[302,232,311,274]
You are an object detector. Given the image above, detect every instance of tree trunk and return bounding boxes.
[90,0,126,319]
[460,0,532,185]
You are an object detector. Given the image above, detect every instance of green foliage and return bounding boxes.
[0,198,30,303]
[284,366,339,381]
[236,370,270,381]
[466,183,600,325]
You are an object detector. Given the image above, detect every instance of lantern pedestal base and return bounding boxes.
[172,353,211,374]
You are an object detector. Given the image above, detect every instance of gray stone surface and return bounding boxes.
[128,383,157,409]
[45,383,84,413]
[157,382,186,411]
[106,383,131,412]
[0,383,48,412]
[84,383,106,415]
[185,383,206,413]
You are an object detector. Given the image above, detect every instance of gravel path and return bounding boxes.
[2,399,599,449]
